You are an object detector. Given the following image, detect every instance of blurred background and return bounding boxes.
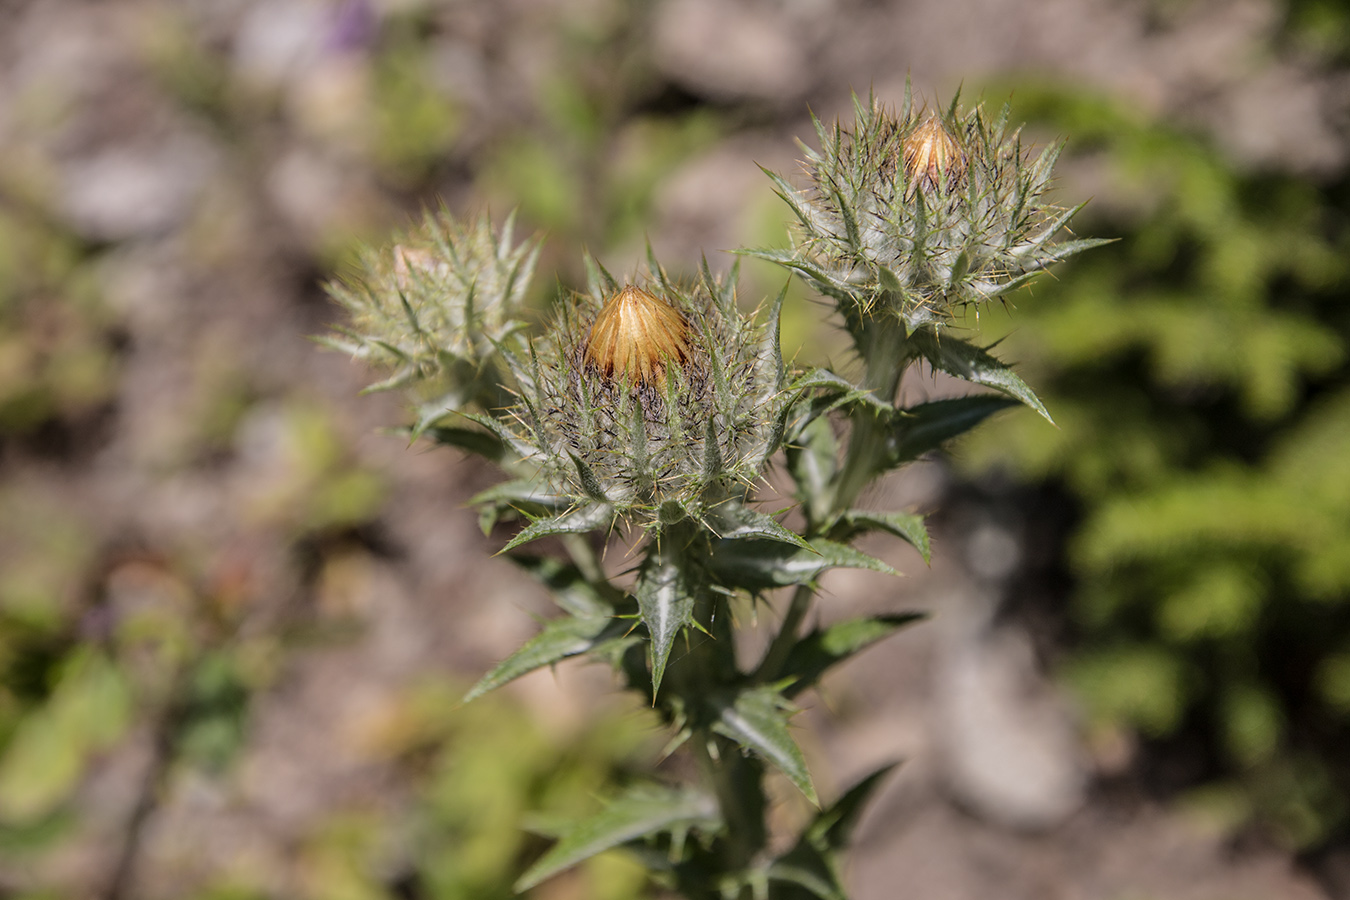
[1,0,1349,897]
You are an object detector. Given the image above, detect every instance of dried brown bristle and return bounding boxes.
[902,114,966,195]
[584,285,690,383]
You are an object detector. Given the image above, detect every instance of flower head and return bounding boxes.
[325,209,538,400]
[500,261,784,528]
[762,89,1106,334]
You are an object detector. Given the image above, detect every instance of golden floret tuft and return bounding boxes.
[584,285,690,384]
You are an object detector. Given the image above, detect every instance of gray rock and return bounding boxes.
[653,0,813,101]
[933,582,1089,831]
[59,135,217,241]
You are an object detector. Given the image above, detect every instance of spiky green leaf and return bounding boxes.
[500,503,613,552]
[463,614,625,702]
[711,685,817,804]
[780,614,925,697]
[635,557,695,697]
[836,510,931,563]
[460,411,542,458]
[423,425,508,461]
[785,368,892,415]
[888,395,1021,463]
[514,785,720,892]
[708,539,897,592]
[707,505,812,549]
[907,331,1052,423]
[805,761,900,851]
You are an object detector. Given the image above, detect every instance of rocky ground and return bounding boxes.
[0,0,1346,898]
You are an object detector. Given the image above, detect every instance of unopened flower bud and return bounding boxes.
[584,285,690,384]
[325,212,538,400]
[903,114,965,195]
[509,267,783,525]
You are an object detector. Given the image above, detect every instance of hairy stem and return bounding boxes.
[692,730,766,878]
[833,309,911,510]
[657,525,767,881]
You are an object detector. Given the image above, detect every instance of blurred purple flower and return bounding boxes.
[326,0,377,54]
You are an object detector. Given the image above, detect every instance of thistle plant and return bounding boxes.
[328,88,1105,900]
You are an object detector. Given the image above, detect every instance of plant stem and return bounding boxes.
[690,727,766,876]
[561,533,606,586]
[655,524,767,884]
[754,583,814,684]
[832,310,911,510]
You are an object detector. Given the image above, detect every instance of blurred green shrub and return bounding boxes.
[966,84,1350,846]
[0,206,118,435]
[1283,0,1350,60]
[399,683,656,900]
[0,490,104,843]
[193,680,657,900]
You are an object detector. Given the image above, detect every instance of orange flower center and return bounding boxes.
[902,114,966,194]
[584,285,690,384]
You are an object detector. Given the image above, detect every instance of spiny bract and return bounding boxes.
[766,89,1106,333]
[501,260,784,529]
[324,209,538,397]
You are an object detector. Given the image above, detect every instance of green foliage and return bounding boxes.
[966,83,1350,846]
[710,683,817,804]
[0,206,117,434]
[321,684,658,900]
[515,784,719,892]
[0,650,132,822]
